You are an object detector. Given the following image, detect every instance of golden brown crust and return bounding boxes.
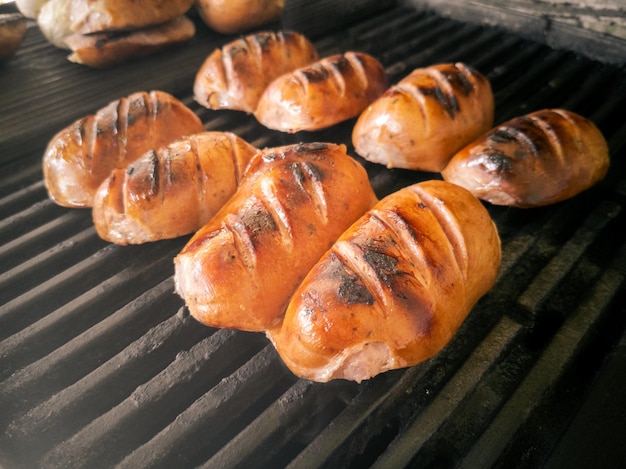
[441,109,610,207]
[254,52,388,133]
[195,0,285,34]
[66,16,195,68]
[268,180,501,383]
[352,62,494,172]
[92,131,257,245]
[43,90,204,208]
[193,31,318,113]
[69,0,194,34]
[174,142,378,332]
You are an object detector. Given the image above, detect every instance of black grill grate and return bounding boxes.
[2,2,626,468]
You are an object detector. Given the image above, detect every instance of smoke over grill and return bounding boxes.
[1,0,626,468]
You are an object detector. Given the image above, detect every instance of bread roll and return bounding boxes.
[66,15,195,68]
[174,142,378,332]
[268,180,501,383]
[352,62,494,172]
[69,0,194,34]
[195,0,284,34]
[254,52,388,133]
[194,31,319,113]
[43,90,204,208]
[441,109,610,208]
[93,132,257,245]
[0,14,27,60]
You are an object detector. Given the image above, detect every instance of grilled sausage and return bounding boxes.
[0,13,27,60]
[254,52,388,133]
[174,142,378,332]
[43,90,204,208]
[69,0,194,34]
[441,109,610,208]
[93,132,257,245]
[66,15,195,67]
[352,62,494,172]
[195,0,285,34]
[194,31,318,113]
[268,180,501,383]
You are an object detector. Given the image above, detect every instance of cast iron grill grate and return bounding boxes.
[1,2,625,468]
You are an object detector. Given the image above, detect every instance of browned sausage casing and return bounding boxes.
[195,0,285,34]
[66,15,196,68]
[352,62,494,172]
[92,132,257,245]
[441,109,610,207]
[174,142,378,332]
[193,31,318,113]
[268,180,501,383]
[70,0,195,34]
[254,52,388,133]
[43,90,204,208]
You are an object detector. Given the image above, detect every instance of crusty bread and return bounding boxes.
[66,15,195,68]
[174,142,378,332]
[441,109,610,207]
[43,90,204,208]
[194,31,318,113]
[254,52,388,133]
[268,180,501,383]
[352,62,494,172]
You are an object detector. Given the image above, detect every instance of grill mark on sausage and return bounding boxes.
[369,209,433,293]
[529,110,569,165]
[345,52,369,90]
[290,161,328,222]
[490,120,542,159]
[392,83,430,132]
[451,62,476,95]
[258,178,293,251]
[408,185,468,282]
[331,244,377,306]
[423,68,459,117]
[222,212,258,269]
[146,149,160,200]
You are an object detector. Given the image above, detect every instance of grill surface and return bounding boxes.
[2,1,626,468]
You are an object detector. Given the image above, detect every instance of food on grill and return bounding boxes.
[0,13,27,60]
[174,142,378,332]
[43,90,204,208]
[195,0,285,34]
[37,0,72,48]
[15,0,48,18]
[352,62,494,172]
[34,0,195,63]
[441,109,610,208]
[92,132,257,245]
[268,179,501,383]
[65,15,196,68]
[69,0,194,34]
[254,52,388,133]
[194,31,319,114]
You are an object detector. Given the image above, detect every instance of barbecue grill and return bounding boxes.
[1,0,625,467]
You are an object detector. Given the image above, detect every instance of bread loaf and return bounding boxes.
[268,180,501,383]
[254,52,388,133]
[93,132,257,245]
[352,62,494,172]
[441,109,610,207]
[174,142,378,332]
[43,90,204,208]
[194,31,318,113]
